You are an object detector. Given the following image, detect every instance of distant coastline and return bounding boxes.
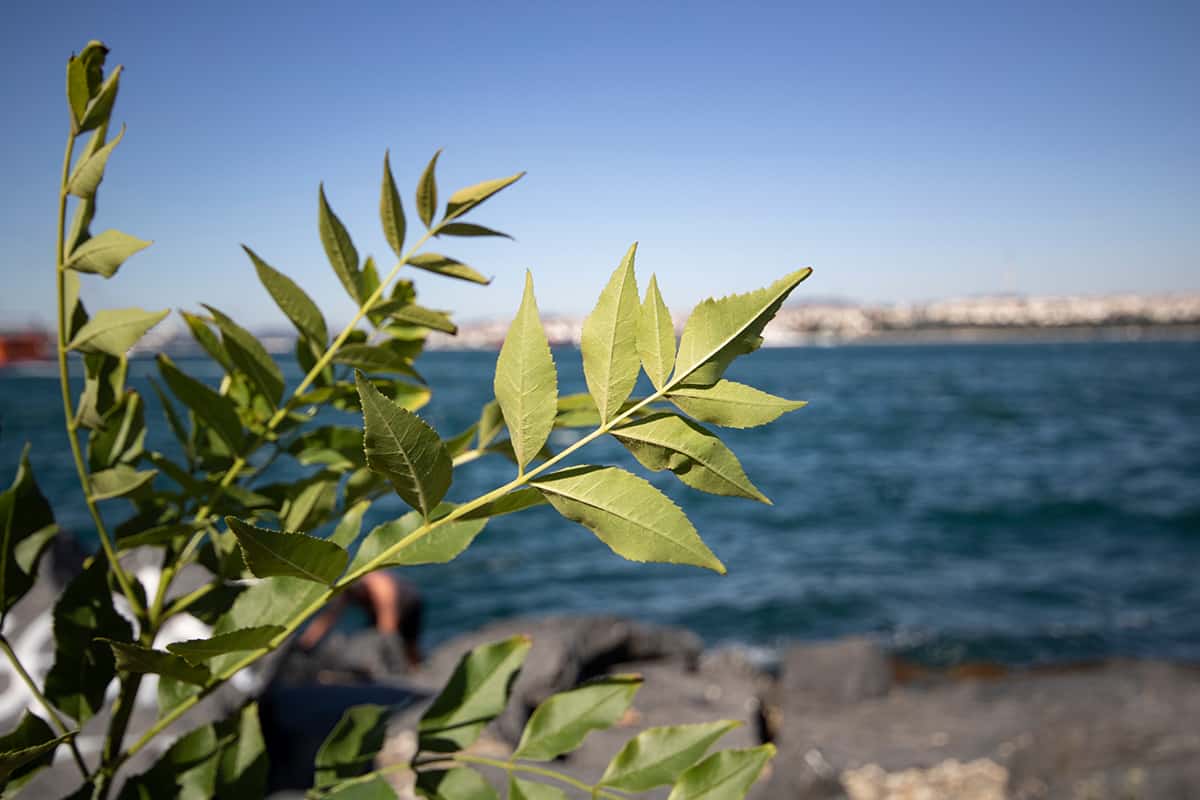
[11,291,1186,356]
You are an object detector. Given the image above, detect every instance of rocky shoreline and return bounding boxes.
[265,615,1200,799]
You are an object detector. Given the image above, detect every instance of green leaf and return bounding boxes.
[314,704,388,787]
[166,626,284,663]
[226,517,348,585]
[158,354,245,453]
[282,475,340,532]
[66,124,124,198]
[444,171,525,220]
[494,270,557,471]
[371,301,457,334]
[64,229,152,277]
[668,380,807,429]
[438,222,512,239]
[89,465,157,501]
[180,310,236,374]
[45,555,134,723]
[324,776,398,799]
[513,674,642,761]
[416,149,441,228]
[75,352,126,429]
[612,413,769,503]
[581,243,641,423]
[78,64,120,132]
[319,184,362,303]
[599,721,740,791]
[0,712,72,789]
[674,269,812,387]
[215,702,267,798]
[330,500,371,549]
[115,520,202,551]
[356,372,452,519]
[418,635,531,752]
[380,151,407,259]
[666,745,775,800]
[459,488,546,520]
[508,777,566,800]
[67,307,169,357]
[116,721,221,800]
[202,304,284,406]
[101,640,211,685]
[476,400,504,448]
[87,389,146,470]
[334,344,423,380]
[405,253,490,285]
[638,273,676,390]
[288,425,365,471]
[532,465,724,573]
[417,768,497,800]
[246,246,328,344]
[0,445,56,617]
[66,55,90,129]
[204,576,327,678]
[350,505,485,572]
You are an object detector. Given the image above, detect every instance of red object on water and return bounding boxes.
[0,331,51,365]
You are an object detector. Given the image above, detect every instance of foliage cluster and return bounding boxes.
[0,41,811,799]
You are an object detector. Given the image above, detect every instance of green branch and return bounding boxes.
[54,129,144,621]
[0,634,88,779]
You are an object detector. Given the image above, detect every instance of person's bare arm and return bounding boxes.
[297,593,349,650]
[361,572,400,633]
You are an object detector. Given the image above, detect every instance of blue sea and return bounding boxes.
[2,341,1198,667]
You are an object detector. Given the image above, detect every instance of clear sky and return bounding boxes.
[2,1,1197,329]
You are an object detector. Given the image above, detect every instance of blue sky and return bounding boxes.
[2,1,1197,329]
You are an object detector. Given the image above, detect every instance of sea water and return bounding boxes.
[2,341,1197,666]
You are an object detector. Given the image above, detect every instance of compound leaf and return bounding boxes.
[166,626,284,663]
[667,380,807,429]
[380,151,407,258]
[513,674,642,761]
[350,505,485,572]
[157,354,245,453]
[319,184,362,303]
[674,269,812,387]
[405,253,490,285]
[581,243,640,423]
[416,149,441,228]
[665,745,775,800]
[612,413,768,503]
[102,640,211,685]
[202,304,284,406]
[444,171,524,220]
[356,372,452,518]
[638,273,676,390]
[314,704,388,787]
[67,307,169,357]
[64,229,151,278]
[226,517,348,585]
[532,465,724,573]
[418,636,531,752]
[66,124,124,198]
[246,246,327,345]
[494,271,557,471]
[599,721,740,791]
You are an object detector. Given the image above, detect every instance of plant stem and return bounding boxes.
[54,130,144,621]
[0,634,89,778]
[449,753,626,800]
[92,674,142,800]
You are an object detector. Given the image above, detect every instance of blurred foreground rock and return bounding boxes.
[266,618,1200,799]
